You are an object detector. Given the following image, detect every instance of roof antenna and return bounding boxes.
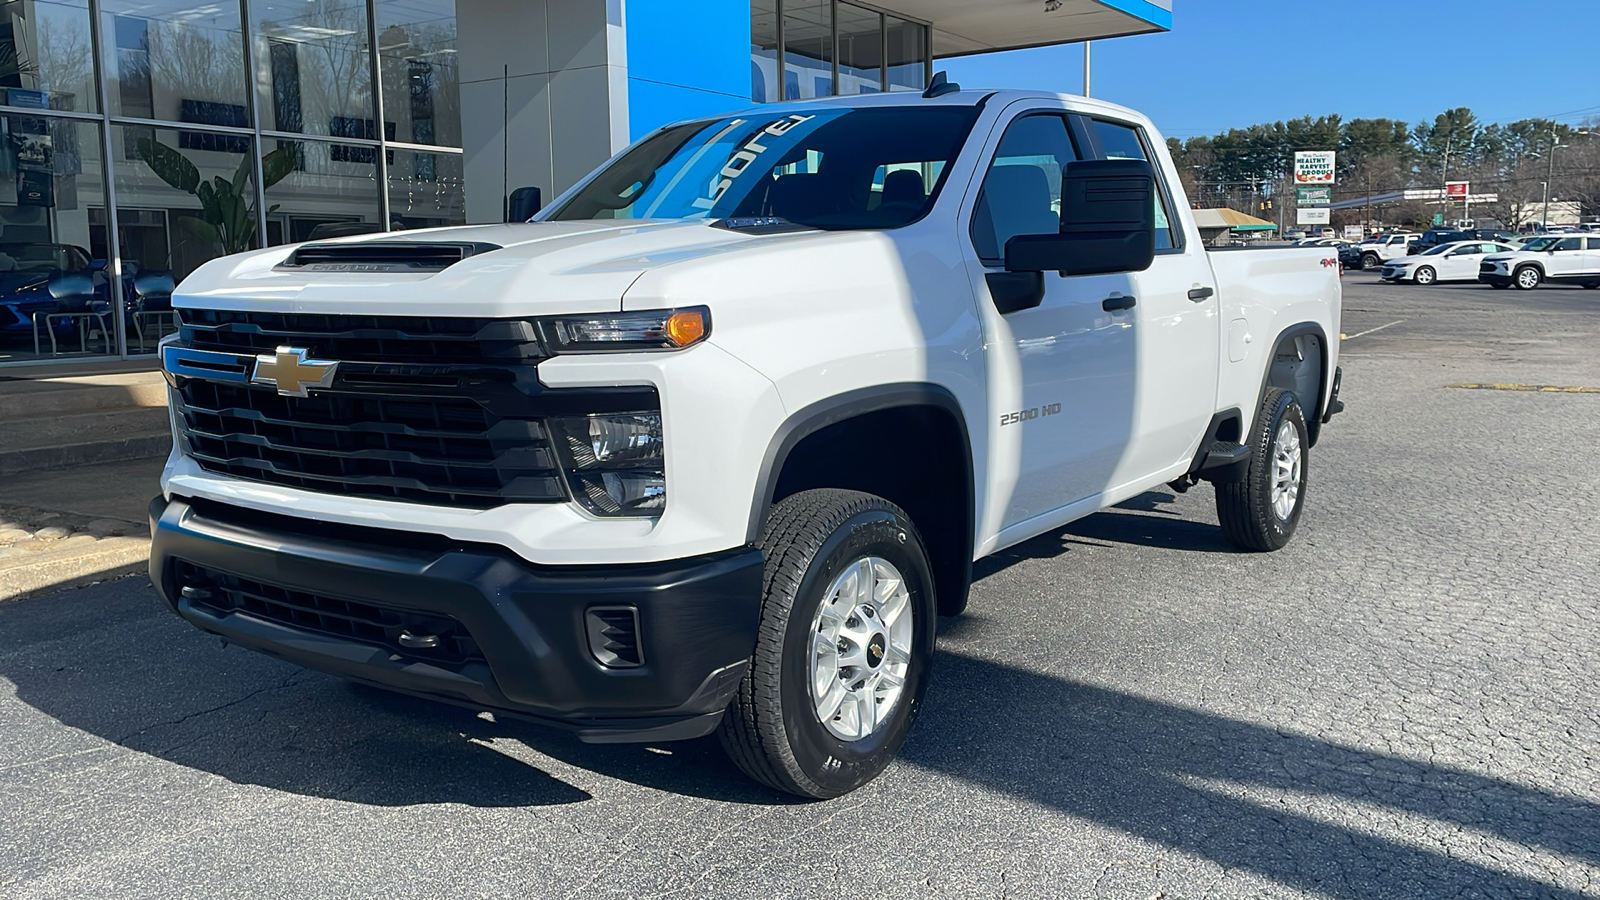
[923,71,960,99]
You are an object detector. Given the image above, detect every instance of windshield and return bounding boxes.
[546,106,981,229]
[1522,237,1558,251]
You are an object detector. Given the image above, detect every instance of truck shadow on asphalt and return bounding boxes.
[4,578,1597,896]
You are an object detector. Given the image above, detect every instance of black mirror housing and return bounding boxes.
[507,186,542,222]
[1004,159,1157,276]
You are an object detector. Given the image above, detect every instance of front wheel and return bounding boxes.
[719,489,936,799]
[1215,388,1309,552]
[1413,266,1436,286]
[1361,253,1381,270]
[1514,266,1542,290]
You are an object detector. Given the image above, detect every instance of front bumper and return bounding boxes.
[149,495,763,742]
[1478,272,1512,286]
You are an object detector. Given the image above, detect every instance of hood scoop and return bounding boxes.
[278,240,502,273]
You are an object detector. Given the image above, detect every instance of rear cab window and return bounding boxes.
[1089,119,1183,252]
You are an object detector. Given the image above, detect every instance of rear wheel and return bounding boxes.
[1413,266,1436,286]
[719,489,936,799]
[1215,389,1308,552]
[1361,253,1381,270]
[1514,266,1542,290]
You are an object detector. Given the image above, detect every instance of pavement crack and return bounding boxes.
[113,673,304,745]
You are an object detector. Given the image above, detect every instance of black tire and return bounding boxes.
[1215,388,1309,552]
[719,489,936,799]
[1514,266,1542,291]
[1582,282,1600,290]
[1414,266,1436,286]
[1361,253,1380,270]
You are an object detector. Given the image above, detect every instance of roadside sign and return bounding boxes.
[1344,225,1364,238]
[1433,213,1445,225]
[1446,181,1469,198]
[1296,186,1332,205]
[1294,151,1336,184]
[1297,208,1331,225]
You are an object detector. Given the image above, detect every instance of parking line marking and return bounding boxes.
[1445,383,1600,393]
[1342,320,1404,340]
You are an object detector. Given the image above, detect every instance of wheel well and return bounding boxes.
[1267,329,1325,446]
[769,405,972,616]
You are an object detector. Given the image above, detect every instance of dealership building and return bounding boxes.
[0,0,1169,366]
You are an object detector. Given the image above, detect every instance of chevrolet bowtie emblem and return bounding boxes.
[252,346,339,397]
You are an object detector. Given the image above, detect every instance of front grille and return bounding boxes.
[1481,263,1497,273]
[173,560,484,666]
[174,377,568,507]
[179,309,544,364]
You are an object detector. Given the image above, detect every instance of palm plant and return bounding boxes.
[135,138,298,255]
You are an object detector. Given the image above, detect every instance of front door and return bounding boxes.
[968,108,1138,531]
[1546,237,1585,277]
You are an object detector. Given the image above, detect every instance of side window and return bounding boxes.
[1555,237,1581,251]
[969,114,1080,264]
[1587,238,1600,250]
[1091,119,1181,251]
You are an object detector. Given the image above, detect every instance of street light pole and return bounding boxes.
[1543,126,1560,228]
[1083,41,1091,97]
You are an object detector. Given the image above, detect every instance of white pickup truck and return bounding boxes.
[150,85,1343,798]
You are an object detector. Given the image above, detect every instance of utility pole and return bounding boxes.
[1543,127,1560,228]
[1083,41,1091,97]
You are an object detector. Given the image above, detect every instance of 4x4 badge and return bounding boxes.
[252,346,339,397]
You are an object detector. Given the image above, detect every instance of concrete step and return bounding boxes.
[0,432,172,477]
[0,370,168,421]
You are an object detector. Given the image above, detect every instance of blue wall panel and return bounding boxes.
[626,0,752,141]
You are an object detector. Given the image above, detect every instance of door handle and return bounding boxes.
[1188,286,1215,302]
[1102,295,1136,312]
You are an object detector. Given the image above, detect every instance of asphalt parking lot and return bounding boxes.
[3,271,1599,899]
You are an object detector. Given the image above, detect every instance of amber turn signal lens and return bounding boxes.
[664,310,707,347]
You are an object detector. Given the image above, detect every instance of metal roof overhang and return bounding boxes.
[869,0,1171,57]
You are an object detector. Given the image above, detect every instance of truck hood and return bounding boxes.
[171,220,800,317]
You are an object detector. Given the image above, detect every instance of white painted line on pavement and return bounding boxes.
[1343,320,1405,340]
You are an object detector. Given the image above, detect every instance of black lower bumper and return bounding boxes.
[1478,273,1513,287]
[148,495,763,743]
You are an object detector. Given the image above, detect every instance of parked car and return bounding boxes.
[1478,235,1600,290]
[149,89,1344,799]
[1466,228,1513,242]
[1285,229,1309,240]
[1355,233,1419,269]
[0,243,94,342]
[1410,228,1474,254]
[1338,242,1367,269]
[1381,241,1515,285]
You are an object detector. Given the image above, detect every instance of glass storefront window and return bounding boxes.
[252,0,374,140]
[376,0,460,148]
[262,138,380,245]
[388,148,462,229]
[100,0,248,124]
[0,114,111,362]
[111,123,257,291]
[0,0,97,113]
[750,0,778,103]
[885,16,927,92]
[836,3,881,95]
[782,0,831,101]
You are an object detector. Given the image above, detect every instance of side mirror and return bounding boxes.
[506,186,542,222]
[1003,159,1157,277]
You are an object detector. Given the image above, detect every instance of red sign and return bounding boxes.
[1446,181,1469,198]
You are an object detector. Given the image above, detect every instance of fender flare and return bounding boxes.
[745,383,975,544]
[1254,322,1332,447]
[745,384,976,616]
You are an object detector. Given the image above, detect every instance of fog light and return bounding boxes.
[551,413,665,516]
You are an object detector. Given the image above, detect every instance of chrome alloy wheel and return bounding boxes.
[809,557,914,741]
[1270,420,1303,521]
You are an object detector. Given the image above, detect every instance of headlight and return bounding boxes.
[550,412,665,516]
[538,307,709,353]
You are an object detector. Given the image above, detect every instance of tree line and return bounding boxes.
[1165,108,1600,229]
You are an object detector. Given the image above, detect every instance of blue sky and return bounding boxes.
[942,2,1600,142]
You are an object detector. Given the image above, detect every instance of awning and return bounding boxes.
[871,0,1171,57]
